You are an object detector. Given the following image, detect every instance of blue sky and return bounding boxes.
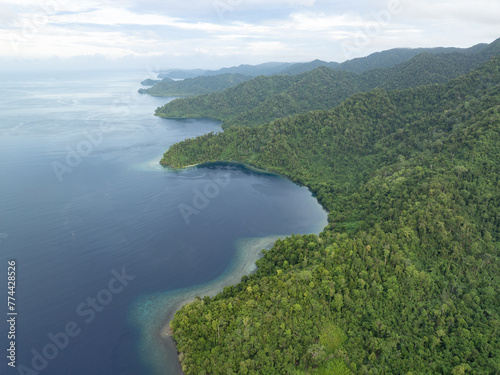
[1,0,499,71]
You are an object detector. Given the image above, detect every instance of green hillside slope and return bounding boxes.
[163,56,500,375]
[156,39,500,128]
[138,73,252,97]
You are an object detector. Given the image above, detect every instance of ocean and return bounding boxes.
[0,70,328,375]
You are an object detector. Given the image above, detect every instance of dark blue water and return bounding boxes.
[0,70,327,375]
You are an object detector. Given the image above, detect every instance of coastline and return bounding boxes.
[160,160,331,215]
[160,159,284,178]
[130,235,287,375]
[160,235,283,338]
[131,160,329,375]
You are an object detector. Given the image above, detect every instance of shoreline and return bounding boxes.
[160,159,284,178]
[130,235,288,375]
[158,236,281,340]
[161,160,331,215]
[134,160,329,375]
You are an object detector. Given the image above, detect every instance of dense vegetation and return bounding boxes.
[138,74,252,97]
[201,62,295,77]
[157,63,295,80]
[140,78,163,86]
[156,39,500,128]
[158,70,206,80]
[166,56,500,374]
[279,43,487,76]
[156,41,492,81]
[333,42,489,74]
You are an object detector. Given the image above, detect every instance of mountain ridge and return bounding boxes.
[155,38,500,128]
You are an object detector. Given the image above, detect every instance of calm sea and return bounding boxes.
[0,70,327,374]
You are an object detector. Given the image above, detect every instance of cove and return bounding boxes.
[130,163,328,375]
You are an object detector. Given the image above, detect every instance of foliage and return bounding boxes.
[168,56,500,374]
[139,73,252,97]
[140,78,162,86]
[156,39,500,128]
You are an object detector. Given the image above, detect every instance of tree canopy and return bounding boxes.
[156,38,500,129]
[139,73,252,97]
[165,56,500,375]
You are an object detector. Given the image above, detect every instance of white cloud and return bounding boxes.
[287,12,368,31]
[52,7,180,26]
[0,0,498,70]
[400,0,500,25]
[247,41,287,53]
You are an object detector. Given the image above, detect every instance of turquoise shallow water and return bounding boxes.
[0,70,328,374]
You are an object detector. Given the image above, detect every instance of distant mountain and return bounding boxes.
[158,69,207,80]
[149,38,499,98]
[138,73,253,97]
[141,77,171,86]
[154,40,498,82]
[336,43,488,73]
[202,62,295,77]
[156,62,294,80]
[279,42,492,75]
[280,59,340,75]
[156,38,500,127]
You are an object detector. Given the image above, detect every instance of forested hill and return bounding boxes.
[156,68,360,127]
[165,56,500,374]
[155,39,500,128]
[281,41,490,75]
[333,41,491,73]
[138,73,252,97]
[155,40,494,80]
[157,62,295,80]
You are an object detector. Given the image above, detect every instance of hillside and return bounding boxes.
[158,69,207,79]
[156,62,294,80]
[202,62,295,77]
[279,59,340,75]
[140,78,163,86]
[138,73,252,97]
[280,44,486,76]
[154,40,494,81]
[163,56,500,374]
[155,39,500,128]
[336,42,489,73]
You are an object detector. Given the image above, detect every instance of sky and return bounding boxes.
[0,0,499,71]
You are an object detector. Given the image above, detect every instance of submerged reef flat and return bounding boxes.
[130,235,285,375]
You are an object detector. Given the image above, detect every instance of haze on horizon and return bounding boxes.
[1,0,499,72]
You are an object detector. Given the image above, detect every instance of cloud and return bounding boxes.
[51,7,180,26]
[0,0,498,70]
[287,12,368,31]
[400,0,500,25]
[247,41,287,53]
